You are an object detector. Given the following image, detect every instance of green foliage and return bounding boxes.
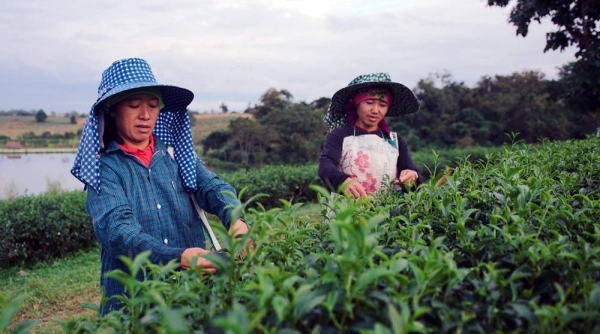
[202,130,229,156]
[411,145,504,179]
[227,117,275,167]
[487,0,600,132]
[204,88,327,168]
[217,146,502,209]
[223,164,323,209]
[388,71,579,148]
[558,60,600,135]
[15,131,79,148]
[64,137,600,333]
[219,102,228,113]
[0,191,96,267]
[35,109,47,123]
[486,0,599,55]
[263,102,328,165]
[207,71,595,169]
[0,295,36,333]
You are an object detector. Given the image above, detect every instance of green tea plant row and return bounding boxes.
[222,145,502,209]
[0,192,95,267]
[0,144,499,268]
[53,137,598,333]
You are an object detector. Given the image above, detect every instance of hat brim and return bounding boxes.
[329,81,419,117]
[93,81,194,113]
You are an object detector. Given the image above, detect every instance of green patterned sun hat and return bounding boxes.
[323,72,419,129]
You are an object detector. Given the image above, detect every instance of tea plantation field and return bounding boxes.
[3,137,599,333]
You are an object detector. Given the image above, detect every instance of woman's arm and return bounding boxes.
[193,158,240,229]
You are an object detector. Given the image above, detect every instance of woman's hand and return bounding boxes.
[229,218,254,259]
[397,169,418,186]
[180,248,217,274]
[342,177,368,199]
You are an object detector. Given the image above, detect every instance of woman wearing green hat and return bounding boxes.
[319,72,421,198]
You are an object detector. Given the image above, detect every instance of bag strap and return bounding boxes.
[389,132,399,150]
[189,193,222,251]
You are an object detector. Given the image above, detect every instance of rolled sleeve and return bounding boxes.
[318,129,351,191]
[193,158,240,229]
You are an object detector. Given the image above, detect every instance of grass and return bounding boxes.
[1,246,101,333]
[0,115,84,140]
[190,113,253,144]
[0,113,252,147]
[0,203,320,333]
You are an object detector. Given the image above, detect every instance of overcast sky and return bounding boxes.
[0,0,576,114]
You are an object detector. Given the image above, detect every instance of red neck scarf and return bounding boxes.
[118,135,155,167]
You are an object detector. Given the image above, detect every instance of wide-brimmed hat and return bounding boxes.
[323,72,419,129]
[93,58,193,113]
[71,58,199,193]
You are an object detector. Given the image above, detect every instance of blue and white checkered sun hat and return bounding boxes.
[71,58,198,193]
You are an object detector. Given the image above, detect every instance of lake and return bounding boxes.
[0,153,84,199]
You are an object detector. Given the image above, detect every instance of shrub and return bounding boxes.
[64,137,600,333]
[35,110,47,123]
[223,164,322,208]
[220,146,503,209]
[0,191,96,267]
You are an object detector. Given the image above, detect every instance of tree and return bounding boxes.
[219,102,228,113]
[228,118,276,167]
[558,60,600,136]
[487,0,599,54]
[250,88,294,121]
[263,103,328,164]
[473,70,572,142]
[35,109,47,123]
[487,0,600,131]
[69,111,78,124]
[202,130,229,156]
[311,97,331,111]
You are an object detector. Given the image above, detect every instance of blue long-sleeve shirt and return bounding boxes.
[85,137,239,315]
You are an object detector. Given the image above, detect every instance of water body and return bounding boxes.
[0,153,84,199]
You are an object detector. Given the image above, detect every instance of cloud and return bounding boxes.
[0,0,576,113]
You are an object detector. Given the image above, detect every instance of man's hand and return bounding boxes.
[181,248,217,274]
[228,218,254,259]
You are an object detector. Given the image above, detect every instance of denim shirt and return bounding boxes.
[85,137,239,315]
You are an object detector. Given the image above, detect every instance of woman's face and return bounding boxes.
[113,93,161,149]
[355,98,389,131]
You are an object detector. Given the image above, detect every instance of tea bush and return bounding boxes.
[223,164,323,208]
[221,145,502,210]
[61,137,599,333]
[411,145,504,179]
[0,191,96,267]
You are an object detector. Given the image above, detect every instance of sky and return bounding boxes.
[0,0,577,114]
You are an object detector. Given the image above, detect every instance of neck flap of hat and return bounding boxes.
[70,58,198,193]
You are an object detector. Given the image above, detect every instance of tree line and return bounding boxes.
[200,67,598,169]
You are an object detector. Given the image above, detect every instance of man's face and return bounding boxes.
[113,93,161,149]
